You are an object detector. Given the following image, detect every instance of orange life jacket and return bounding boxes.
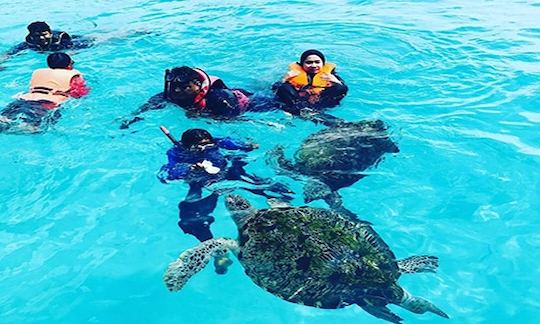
[284,62,336,95]
[19,68,81,105]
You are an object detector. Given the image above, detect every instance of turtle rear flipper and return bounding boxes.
[164,238,239,292]
[397,256,439,274]
[398,290,449,319]
[360,304,403,323]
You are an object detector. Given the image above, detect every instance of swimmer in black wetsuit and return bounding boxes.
[1,21,93,67]
[120,66,276,129]
[158,128,292,273]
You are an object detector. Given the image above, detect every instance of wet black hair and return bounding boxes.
[47,52,72,69]
[169,66,201,85]
[300,49,326,65]
[27,21,51,33]
[181,128,214,148]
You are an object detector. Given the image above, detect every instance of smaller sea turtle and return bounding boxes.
[164,195,448,323]
[269,119,398,217]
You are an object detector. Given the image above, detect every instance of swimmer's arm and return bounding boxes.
[58,32,72,45]
[0,43,29,68]
[5,42,29,56]
[157,149,193,182]
[70,35,95,49]
[119,93,167,129]
[333,72,346,85]
[157,163,191,183]
[215,137,258,151]
[69,75,90,98]
[136,93,168,113]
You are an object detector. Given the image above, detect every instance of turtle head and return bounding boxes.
[225,194,254,226]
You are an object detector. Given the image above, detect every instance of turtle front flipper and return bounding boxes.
[398,290,449,319]
[164,238,239,292]
[397,255,439,274]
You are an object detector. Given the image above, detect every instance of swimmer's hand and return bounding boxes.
[284,69,300,81]
[320,73,342,84]
[246,143,259,151]
[120,116,144,129]
[191,162,206,170]
[192,161,221,174]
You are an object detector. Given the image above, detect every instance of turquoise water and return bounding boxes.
[1,0,539,323]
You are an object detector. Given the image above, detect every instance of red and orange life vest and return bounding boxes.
[284,62,337,96]
[19,68,81,106]
[191,68,249,112]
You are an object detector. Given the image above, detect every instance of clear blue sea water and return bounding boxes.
[1,0,539,323]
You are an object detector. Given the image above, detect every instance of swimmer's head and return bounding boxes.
[165,66,203,105]
[300,49,325,74]
[47,53,74,69]
[27,21,53,47]
[181,128,215,151]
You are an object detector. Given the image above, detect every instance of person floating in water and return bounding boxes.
[158,127,292,273]
[275,49,348,115]
[120,66,275,129]
[0,53,89,133]
[1,22,93,68]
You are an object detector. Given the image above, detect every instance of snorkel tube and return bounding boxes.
[163,69,171,100]
[160,125,180,146]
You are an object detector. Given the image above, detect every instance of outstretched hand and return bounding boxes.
[284,69,301,81]
[320,73,342,84]
[247,143,259,151]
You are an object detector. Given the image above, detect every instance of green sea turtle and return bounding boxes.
[269,119,399,217]
[164,195,448,323]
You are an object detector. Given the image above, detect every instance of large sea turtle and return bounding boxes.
[269,119,399,217]
[164,195,448,323]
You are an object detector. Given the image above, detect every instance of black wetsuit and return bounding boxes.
[0,100,61,133]
[158,138,292,242]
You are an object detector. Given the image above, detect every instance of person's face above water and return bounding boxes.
[169,80,201,103]
[179,80,201,96]
[302,55,324,74]
[30,30,53,46]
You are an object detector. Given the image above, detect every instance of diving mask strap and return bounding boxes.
[163,69,171,99]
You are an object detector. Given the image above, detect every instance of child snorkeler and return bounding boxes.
[158,127,292,273]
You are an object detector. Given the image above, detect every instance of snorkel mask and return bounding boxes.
[163,67,211,107]
[189,142,216,152]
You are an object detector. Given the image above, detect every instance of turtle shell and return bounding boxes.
[236,206,402,309]
[294,120,398,175]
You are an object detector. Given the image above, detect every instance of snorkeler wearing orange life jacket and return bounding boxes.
[0,52,89,133]
[120,66,262,129]
[275,49,348,114]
